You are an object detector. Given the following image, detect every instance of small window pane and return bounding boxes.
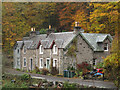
[18,49,19,53]
[24,58,26,66]
[104,43,108,51]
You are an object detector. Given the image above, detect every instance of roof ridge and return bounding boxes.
[51,31,74,34]
[82,32,109,35]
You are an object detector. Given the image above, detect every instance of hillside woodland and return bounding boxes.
[2,2,119,56]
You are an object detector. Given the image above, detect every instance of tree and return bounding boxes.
[88,2,118,35]
[103,2,120,87]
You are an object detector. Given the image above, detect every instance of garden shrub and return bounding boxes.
[41,68,49,75]
[63,82,77,88]
[16,68,20,71]
[51,67,59,75]
[77,62,91,73]
[96,62,103,69]
[21,73,30,80]
[104,53,120,88]
[35,66,40,73]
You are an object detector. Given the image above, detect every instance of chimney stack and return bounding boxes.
[75,22,79,27]
[74,22,84,34]
[46,25,54,37]
[49,25,51,29]
[30,27,36,37]
[31,28,34,31]
[34,28,35,31]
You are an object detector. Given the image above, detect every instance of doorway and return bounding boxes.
[46,58,50,69]
[30,58,33,71]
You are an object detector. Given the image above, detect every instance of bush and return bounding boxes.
[34,66,41,73]
[77,62,91,72]
[21,73,30,80]
[63,82,77,88]
[51,67,59,75]
[16,68,20,71]
[41,68,49,75]
[96,62,103,69]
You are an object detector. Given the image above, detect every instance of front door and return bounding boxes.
[30,58,33,71]
[46,58,50,69]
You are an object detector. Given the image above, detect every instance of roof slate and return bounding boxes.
[16,31,112,51]
[81,33,112,51]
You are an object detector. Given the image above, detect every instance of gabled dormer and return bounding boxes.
[49,40,58,54]
[37,41,44,54]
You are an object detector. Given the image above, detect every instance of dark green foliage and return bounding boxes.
[67,38,77,57]
[67,66,75,71]
[21,73,30,80]
[34,66,41,74]
[63,82,77,88]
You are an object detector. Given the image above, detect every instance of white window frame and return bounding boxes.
[53,59,57,67]
[104,43,108,51]
[39,58,43,68]
[39,45,43,54]
[46,58,50,69]
[23,57,27,67]
[53,45,57,54]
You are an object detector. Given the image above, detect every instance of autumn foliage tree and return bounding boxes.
[2,2,119,57]
[103,3,120,87]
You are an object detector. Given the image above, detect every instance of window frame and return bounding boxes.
[39,45,43,54]
[23,57,27,67]
[39,58,43,68]
[104,43,108,51]
[46,58,50,69]
[53,45,57,54]
[53,59,57,67]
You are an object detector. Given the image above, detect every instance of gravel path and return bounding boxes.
[4,68,117,89]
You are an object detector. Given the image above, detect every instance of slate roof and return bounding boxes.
[15,41,23,49]
[15,31,112,51]
[80,33,113,51]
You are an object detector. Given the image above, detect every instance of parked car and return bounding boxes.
[83,69,103,79]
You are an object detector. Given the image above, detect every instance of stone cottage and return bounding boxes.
[13,22,112,74]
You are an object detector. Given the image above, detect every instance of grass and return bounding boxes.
[2,73,42,88]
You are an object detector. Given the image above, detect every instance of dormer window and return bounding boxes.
[53,45,57,54]
[39,45,43,54]
[104,43,108,51]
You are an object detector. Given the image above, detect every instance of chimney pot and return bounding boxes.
[31,28,33,31]
[49,25,51,29]
[75,22,79,27]
[34,28,35,31]
[74,22,84,33]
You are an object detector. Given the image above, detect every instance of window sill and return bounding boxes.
[53,53,57,55]
[39,67,43,69]
[104,50,108,51]
[39,53,43,54]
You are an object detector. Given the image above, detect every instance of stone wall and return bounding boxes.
[93,38,111,64]
[13,46,21,69]
[63,35,94,70]
[21,47,36,71]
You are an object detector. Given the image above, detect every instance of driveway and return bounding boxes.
[4,68,117,89]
